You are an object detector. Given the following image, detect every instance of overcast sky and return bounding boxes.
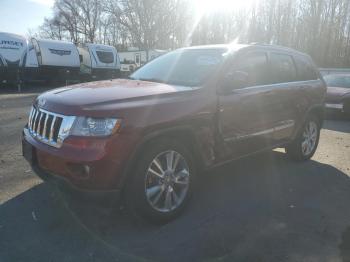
[0,0,53,36]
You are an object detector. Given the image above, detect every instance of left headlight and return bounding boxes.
[70,117,122,137]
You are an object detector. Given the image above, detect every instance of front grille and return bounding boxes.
[28,107,75,148]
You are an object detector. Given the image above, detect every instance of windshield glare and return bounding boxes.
[324,74,350,88]
[130,49,227,87]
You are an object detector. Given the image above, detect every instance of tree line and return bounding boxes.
[34,0,350,67]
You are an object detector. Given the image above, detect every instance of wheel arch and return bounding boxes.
[291,104,324,140]
[118,126,206,193]
[306,104,325,126]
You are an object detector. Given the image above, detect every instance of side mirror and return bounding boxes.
[221,70,249,92]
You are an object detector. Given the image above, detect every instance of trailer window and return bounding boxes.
[96,51,114,63]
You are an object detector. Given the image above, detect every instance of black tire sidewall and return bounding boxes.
[126,138,196,224]
[288,115,320,161]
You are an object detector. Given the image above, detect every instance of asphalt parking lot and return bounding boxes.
[0,87,350,262]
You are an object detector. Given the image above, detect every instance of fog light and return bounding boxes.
[67,163,90,179]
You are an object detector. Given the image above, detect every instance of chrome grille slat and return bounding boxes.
[31,109,38,131]
[31,109,37,130]
[27,106,76,148]
[28,107,34,129]
[42,113,49,139]
[37,112,43,135]
[34,111,40,133]
[49,116,57,142]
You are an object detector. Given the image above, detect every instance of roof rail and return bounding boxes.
[248,42,306,55]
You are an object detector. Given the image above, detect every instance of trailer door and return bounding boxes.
[135,53,141,67]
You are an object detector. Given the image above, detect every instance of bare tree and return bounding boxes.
[35,0,350,67]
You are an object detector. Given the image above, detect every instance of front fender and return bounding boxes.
[118,124,216,190]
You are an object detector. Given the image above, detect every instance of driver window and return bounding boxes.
[230,51,269,88]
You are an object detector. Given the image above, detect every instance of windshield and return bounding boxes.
[130,48,227,87]
[324,74,350,88]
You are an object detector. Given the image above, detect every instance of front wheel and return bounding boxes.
[285,115,320,161]
[125,139,195,224]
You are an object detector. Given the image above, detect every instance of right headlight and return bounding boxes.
[70,117,122,137]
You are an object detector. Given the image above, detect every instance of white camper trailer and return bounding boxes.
[29,38,80,83]
[78,43,120,81]
[118,49,167,75]
[0,32,27,83]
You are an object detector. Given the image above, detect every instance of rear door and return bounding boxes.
[267,52,300,143]
[292,55,323,121]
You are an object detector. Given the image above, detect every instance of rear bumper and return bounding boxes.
[325,103,343,111]
[325,102,350,114]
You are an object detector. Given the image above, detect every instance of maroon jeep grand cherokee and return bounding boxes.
[22,44,326,222]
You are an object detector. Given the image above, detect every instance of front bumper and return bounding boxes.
[31,163,121,203]
[22,126,134,194]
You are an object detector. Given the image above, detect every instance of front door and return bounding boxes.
[217,51,284,159]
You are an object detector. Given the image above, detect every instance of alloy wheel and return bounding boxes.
[301,121,318,156]
[144,150,190,213]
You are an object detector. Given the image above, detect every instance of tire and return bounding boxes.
[124,138,196,224]
[285,115,320,161]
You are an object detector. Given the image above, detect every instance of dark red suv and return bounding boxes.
[22,44,326,223]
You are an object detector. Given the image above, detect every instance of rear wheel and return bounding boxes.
[285,115,320,161]
[125,139,195,224]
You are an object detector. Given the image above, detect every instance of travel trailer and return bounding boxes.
[29,38,80,83]
[1,32,122,85]
[0,32,27,83]
[78,43,120,81]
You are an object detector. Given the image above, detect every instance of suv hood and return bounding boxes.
[35,79,193,115]
[326,86,350,103]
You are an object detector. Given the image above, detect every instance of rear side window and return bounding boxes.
[233,51,269,87]
[270,53,297,84]
[294,56,318,81]
[96,51,114,63]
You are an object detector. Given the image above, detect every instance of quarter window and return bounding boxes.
[294,57,318,81]
[270,53,297,83]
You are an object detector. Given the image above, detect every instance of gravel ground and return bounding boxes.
[0,87,350,262]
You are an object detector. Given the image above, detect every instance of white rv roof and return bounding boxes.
[0,32,26,42]
[35,38,76,47]
[85,43,116,51]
